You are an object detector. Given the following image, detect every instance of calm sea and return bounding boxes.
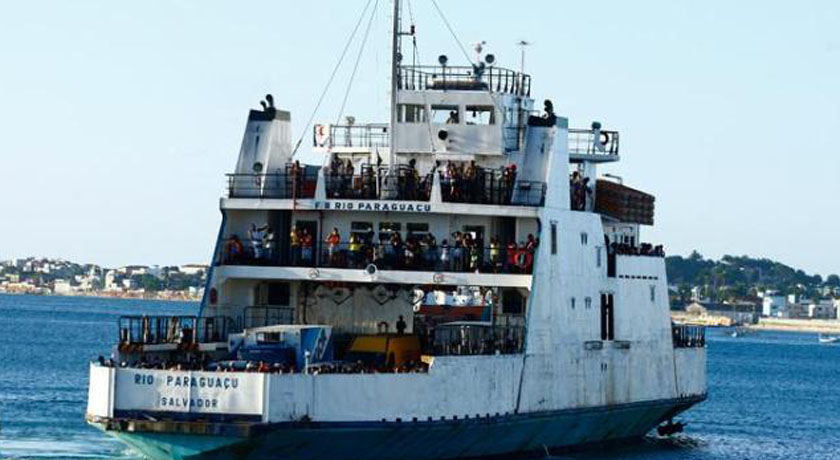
[1,293,839,459]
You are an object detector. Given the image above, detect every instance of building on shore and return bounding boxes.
[807,300,837,320]
[761,292,786,317]
[685,301,760,325]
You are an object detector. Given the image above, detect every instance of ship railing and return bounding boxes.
[399,65,531,97]
[424,324,525,356]
[568,128,620,158]
[672,324,706,348]
[117,315,238,348]
[317,243,534,274]
[323,164,433,201]
[439,169,546,207]
[220,238,535,275]
[609,243,665,258]
[241,306,295,329]
[313,123,389,149]
[226,172,318,199]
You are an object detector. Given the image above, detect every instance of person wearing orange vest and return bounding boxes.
[325,228,341,265]
[301,229,314,266]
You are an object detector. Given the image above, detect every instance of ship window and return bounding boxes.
[596,246,602,267]
[398,104,427,123]
[351,222,374,243]
[407,223,429,234]
[650,285,656,303]
[465,105,495,125]
[580,232,588,245]
[432,105,459,124]
[570,297,576,309]
[585,297,592,309]
[378,222,402,242]
[550,223,557,255]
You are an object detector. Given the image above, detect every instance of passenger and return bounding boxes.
[542,99,557,126]
[224,235,245,264]
[249,223,267,261]
[325,228,341,265]
[396,315,407,335]
[489,237,501,272]
[404,237,417,268]
[405,159,419,200]
[290,160,303,196]
[348,234,362,268]
[301,228,314,265]
[502,164,517,203]
[526,234,538,251]
[391,232,404,268]
[581,177,592,211]
[440,239,451,270]
[263,226,276,263]
[470,245,482,273]
[289,226,301,266]
[505,240,518,273]
[570,172,583,210]
[446,110,459,124]
[452,232,464,272]
[344,159,355,195]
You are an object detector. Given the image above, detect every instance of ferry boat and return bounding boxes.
[85,3,707,459]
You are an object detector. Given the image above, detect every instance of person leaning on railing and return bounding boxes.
[300,228,314,265]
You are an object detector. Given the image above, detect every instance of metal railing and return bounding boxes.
[568,129,620,158]
[399,65,531,96]
[242,306,295,329]
[323,165,433,201]
[672,324,706,348]
[425,324,525,356]
[226,172,317,199]
[314,124,389,149]
[440,170,546,206]
[118,315,238,346]
[222,238,536,275]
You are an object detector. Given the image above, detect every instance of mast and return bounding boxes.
[389,0,401,170]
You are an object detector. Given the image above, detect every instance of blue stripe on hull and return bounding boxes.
[99,396,704,460]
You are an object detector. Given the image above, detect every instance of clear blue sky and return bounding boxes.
[1,1,838,277]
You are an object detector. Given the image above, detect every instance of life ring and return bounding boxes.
[514,250,533,270]
[599,132,610,146]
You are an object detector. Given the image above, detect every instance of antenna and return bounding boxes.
[517,40,530,76]
[389,0,401,172]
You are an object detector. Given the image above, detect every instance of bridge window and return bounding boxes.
[551,223,557,255]
[432,105,459,124]
[465,105,495,125]
[398,104,427,123]
[580,232,589,245]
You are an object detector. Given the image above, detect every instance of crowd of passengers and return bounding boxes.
[610,242,665,257]
[570,171,593,211]
[97,354,429,374]
[440,161,518,204]
[325,158,431,201]
[224,225,540,274]
[323,155,520,204]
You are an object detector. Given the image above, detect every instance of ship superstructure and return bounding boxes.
[86,3,706,459]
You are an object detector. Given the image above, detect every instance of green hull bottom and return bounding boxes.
[95,396,704,460]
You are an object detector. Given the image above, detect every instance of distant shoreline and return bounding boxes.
[747,318,840,334]
[0,291,199,303]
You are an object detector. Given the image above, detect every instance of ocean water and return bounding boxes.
[1,293,839,459]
